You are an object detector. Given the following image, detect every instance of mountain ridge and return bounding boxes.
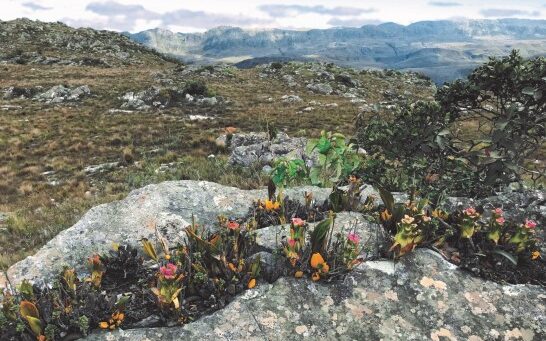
[125,18,546,83]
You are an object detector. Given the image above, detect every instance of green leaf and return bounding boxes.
[310,217,332,253]
[316,136,332,154]
[25,316,43,337]
[377,186,394,213]
[491,249,518,266]
[522,87,535,96]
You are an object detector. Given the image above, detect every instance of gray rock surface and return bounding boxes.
[255,212,387,257]
[84,249,545,340]
[34,85,91,103]
[228,132,310,167]
[306,82,333,95]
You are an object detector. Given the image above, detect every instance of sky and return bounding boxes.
[1,0,545,33]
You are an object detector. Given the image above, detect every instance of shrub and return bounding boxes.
[437,50,545,188]
[183,80,214,97]
[357,50,546,198]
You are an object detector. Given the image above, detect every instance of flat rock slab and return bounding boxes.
[85,249,545,340]
[1,181,330,287]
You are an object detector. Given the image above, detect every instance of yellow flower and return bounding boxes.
[264,200,280,211]
[401,215,415,225]
[294,271,304,278]
[532,251,541,260]
[248,278,256,289]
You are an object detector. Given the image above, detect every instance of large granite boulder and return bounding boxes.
[1,181,330,287]
[3,181,545,340]
[85,249,545,340]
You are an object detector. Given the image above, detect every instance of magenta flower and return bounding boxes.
[287,238,296,247]
[347,232,360,245]
[160,263,177,280]
[524,219,537,229]
[291,218,305,227]
[495,217,505,225]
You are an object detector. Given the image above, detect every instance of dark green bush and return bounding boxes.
[183,80,213,97]
[356,50,545,199]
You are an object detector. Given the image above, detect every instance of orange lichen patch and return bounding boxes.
[295,325,308,335]
[384,290,398,301]
[464,292,497,315]
[419,276,447,290]
[430,328,456,341]
[504,328,535,341]
[344,301,372,319]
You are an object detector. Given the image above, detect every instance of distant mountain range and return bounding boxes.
[125,19,546,83]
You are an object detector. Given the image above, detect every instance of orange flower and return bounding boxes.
[228,262,237,272]
[380,209,392,222]
[310,253,325,268]
[532,251,541,260]
[99,322,109,329]
[248,278,256,289]
[294,271,304,278]
[311,272,320,281]
[264,200,280,211]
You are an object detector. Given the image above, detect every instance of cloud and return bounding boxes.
[480,8,541,17]
[22,2,52,11]
[327,18,382,27]
[259,5,375,17]
[161,9,271,28]
[83,1,271,31]
[428,1,462,7]
[86,1,157,19]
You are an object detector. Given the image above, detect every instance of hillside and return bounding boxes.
[0,19,435,269]
[0,18,172,67]
[126,19,546,83]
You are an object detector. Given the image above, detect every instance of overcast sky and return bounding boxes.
[2,0,545,33]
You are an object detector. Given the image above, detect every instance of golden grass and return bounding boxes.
[0,63,434,268]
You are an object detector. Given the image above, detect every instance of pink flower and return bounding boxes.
[463,207,477,217]
[495,217,505,225]
[227,221,240,230]
[291,218,305,227]
[524,219,537,229]
[287,238,296,247]
[347,232,360,245]
[493,208,503,216]
[160,263,177,280]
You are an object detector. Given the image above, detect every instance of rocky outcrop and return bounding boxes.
[306,82,333,95]
[1,181,330,287]
[34,85,91,103]
[0,18,169,67]
[225,132,312,168]
[85,248,545,340]
[119,86,220,110]
[3,181,545,340]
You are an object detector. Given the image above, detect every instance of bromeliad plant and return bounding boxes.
[460,207,481,239]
